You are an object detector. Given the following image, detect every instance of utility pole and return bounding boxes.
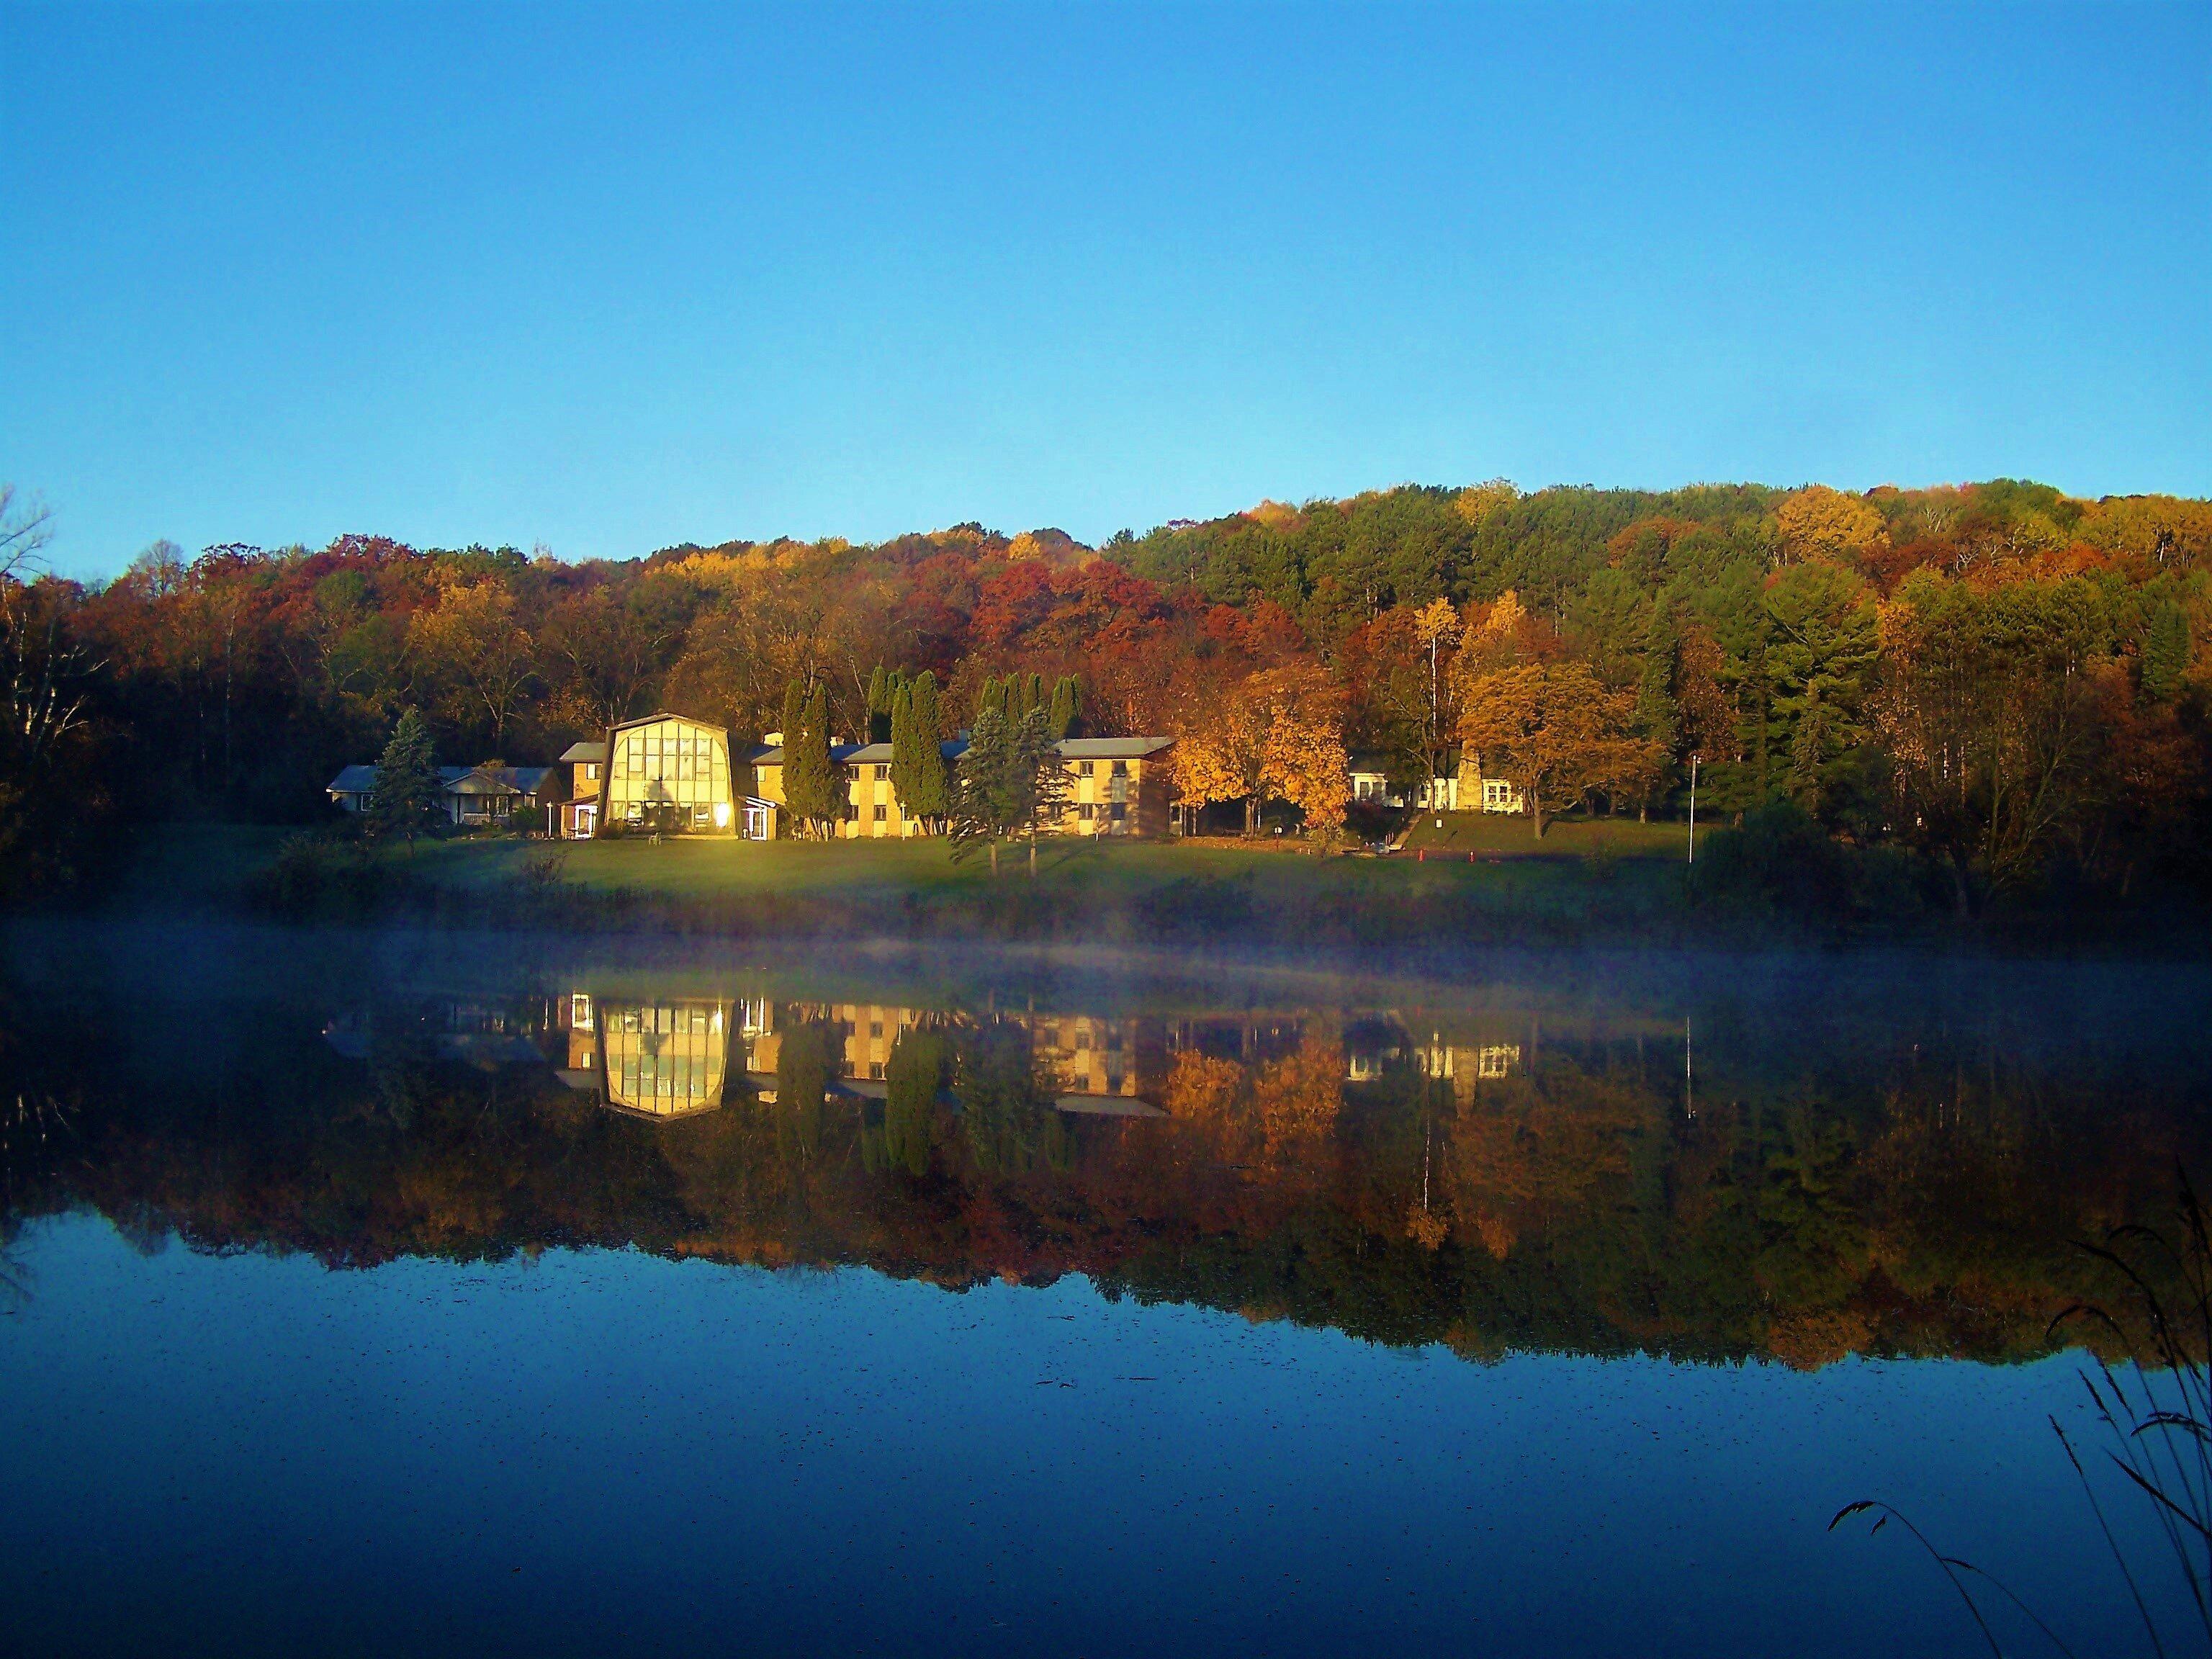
[1687,753,1700,865]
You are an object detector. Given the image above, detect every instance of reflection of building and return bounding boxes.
[565,994,733,1119]
[323,1002,559,1069]
[1343,1015,1524,1094]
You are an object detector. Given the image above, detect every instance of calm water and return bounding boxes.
[4,923,2208,1655]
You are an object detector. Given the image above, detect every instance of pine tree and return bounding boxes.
[950,708,1020,875]
[1014,703,1071,873]
[950,703,1069,876]
[2142,599,2191,701]
[367,708,442,847]
[978,676,1007,721]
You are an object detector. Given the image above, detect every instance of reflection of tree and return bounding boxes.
[953,1021,1066,1175]
[880,1030,945,1178]
[8,971,2212,1371]
[774,1022,832,1171]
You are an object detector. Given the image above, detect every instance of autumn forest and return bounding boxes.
[4,477,2210,914]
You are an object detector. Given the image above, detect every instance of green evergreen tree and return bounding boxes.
[978,676,1007,721]
[367,709,442,846]
[1013,703,1071,874]
[866,665,904,742]
[907,670,950,825]
[950,707,1021,874]
[783,680,840,836]
[1048,674,1081,739]
[950,704,1069,876]
[889,679,919,821]
[882,1028,945,1177]
[2142,598,2191,701]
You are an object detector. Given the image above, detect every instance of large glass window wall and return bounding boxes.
[603,718,734,832]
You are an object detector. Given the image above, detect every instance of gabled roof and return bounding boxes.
[1056,736,1174,758]
[751,742,878,765]
[328,763,557,796]
[559,741,607,763]
[606,710,728,738]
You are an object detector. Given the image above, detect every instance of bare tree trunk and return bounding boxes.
[1532,790,1546,839]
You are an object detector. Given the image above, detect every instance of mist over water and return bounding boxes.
[4,922,2206,1654]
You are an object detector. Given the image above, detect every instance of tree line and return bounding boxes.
[1,477,2208,907]
[7,981,2207,1368]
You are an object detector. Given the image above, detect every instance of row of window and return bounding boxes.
[850,759,1131,783]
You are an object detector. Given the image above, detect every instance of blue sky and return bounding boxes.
[4,1,2206,580]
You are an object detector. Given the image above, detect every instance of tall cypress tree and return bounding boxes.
[783,680,839,836]
[866,665,904,742]
[1048,675,1080,739]
[907,670,949,826]
[889,678,914,808]
[979,676,1007,721]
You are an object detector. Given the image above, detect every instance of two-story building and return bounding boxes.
[751,733,1175,838]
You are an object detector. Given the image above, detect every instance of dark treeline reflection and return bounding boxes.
[5,935,2210,1370]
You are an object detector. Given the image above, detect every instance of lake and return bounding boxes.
[4,922,2207,1656]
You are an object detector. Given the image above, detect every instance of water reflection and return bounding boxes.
[9,935,2212,1368]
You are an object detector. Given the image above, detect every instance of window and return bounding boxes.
[583,763,598,781]
[873,804,888,822]
[869,1021,883,1038]
[1078,802,1096,821]
[874,763,890,781]
[1110,803,1127,820]
[1111,760,1129,778]
[1079,760,1094,778]
[868,1061,885,1079]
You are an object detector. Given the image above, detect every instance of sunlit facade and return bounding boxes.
[600,713,737,835]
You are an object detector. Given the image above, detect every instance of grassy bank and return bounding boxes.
[107,814,2206,956]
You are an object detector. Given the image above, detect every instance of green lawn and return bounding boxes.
[1397,811,1690,859]
[111,822,1695,939]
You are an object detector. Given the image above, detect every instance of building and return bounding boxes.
[1056,737,1174,837]
[1347,752,1460,812]
[558,739,606,837]
[755,733,1175,839]
[595,711,738,835]
[326,763,565,827]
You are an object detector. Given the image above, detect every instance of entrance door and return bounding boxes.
[572,804,597,839]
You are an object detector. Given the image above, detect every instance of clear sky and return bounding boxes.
[4,1,2206,580]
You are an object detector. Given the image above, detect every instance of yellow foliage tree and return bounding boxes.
[407,577,535,745]
[1453,478,1518,529]
[1172,664,1348,837]
[1775,485,1889,565]
[1457,659,1651,837]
